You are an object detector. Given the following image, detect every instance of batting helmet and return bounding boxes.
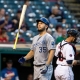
[36,17,49,27]
[67,29,79,37]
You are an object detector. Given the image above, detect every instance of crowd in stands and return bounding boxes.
[0,8,30,43]
[0,0,80,44]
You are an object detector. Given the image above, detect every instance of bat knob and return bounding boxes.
[13,47,16,49]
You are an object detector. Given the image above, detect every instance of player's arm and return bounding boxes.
[66,45,75,66]
[24,37,35,60]
[41,36,55,74]
[46,36,55,66]
[41,50,55,74]
[41,36,54,74]
[24,50,34,60]
[18,50,34,63]
[18,37,34,63]
[46,50,55,66]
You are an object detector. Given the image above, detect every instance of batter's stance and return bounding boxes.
[18,17,55,80]
[54,29,79,80]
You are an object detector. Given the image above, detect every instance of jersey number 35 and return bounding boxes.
[39,47,47,53]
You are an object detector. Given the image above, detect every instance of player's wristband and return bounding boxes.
[18,57,26,63]
[24,57,27,61]
[77,60,80,64]
[45,63,49,67]
[66,60,73,64]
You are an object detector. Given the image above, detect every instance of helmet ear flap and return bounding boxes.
[67,30,71,37]
[67,35,69,37]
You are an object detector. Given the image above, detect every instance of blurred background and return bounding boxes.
[0,0,80,80]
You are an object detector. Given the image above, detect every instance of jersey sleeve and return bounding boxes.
[46,35,55,51]
[66,45,75,60]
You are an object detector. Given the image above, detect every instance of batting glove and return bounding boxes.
[18,57,26,63]
[41,65,48,74]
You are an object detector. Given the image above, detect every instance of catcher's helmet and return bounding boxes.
[67,29,79,38]
[36,17,49,26]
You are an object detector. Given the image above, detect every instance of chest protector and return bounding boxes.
[57,42,76,61]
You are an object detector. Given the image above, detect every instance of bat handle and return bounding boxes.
[13,32,19,49]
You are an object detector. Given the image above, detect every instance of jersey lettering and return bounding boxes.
[39,47,47,53]
[58,51,64,61]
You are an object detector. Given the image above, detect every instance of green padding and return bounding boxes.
[0,48,30,54]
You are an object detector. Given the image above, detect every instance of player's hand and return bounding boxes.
[73,60,80,65]
[41,65,48,74]
[72,60,77,65]
[18,57,26,63]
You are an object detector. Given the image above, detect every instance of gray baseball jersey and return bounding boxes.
[31,33,55,65]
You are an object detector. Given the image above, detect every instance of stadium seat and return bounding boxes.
[22,32,32,42]
[1,0,79,43]
[7,32,14,42]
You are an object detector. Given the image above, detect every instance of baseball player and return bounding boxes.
[18,17,55,80]
[54,29,79,80]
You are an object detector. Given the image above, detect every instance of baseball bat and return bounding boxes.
[13,4,27,49]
